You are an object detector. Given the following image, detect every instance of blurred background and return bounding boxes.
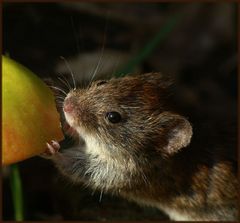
[3,2,237,221]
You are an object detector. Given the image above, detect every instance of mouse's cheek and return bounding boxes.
[62,122,79,138]
[64,111,77,127]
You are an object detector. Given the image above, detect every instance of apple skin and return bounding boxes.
[2,56,64,165]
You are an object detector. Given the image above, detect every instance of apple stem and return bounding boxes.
[10,164,24,221]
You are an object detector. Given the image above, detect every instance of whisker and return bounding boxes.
[99,190,103,203]
[91,189,96,196]
[57,76,71,91]
[54,94,66,100]
[57,105,64,110]
[60,56,76,90]
[55,100,65,106]
[120,105,141,109]
[54,93,66,98]
[89,12,109,87]
[55,96,65,102]
[141,172,149,186]
[55,101,64,105]
[89,45,105,85]
[55,95,65,99]
[60,73,73,90]
[55,98,64,102]
[50,85,68,96]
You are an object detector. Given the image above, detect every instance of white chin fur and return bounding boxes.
[63,111,138,191]
[64,112,76,128]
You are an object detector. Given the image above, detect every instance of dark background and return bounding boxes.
[3,2,237,221]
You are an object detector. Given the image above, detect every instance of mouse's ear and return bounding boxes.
[157,112,193,156]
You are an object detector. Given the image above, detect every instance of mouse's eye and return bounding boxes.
[106,111,122,123]
[96,80,107,86]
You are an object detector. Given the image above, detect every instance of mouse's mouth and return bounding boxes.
[62,121,79,139]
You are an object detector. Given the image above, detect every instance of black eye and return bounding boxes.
[106,112,122,123]
[97,80,107,86]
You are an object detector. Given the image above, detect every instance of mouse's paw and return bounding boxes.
[46,140,60,154]
[40,140,60,159]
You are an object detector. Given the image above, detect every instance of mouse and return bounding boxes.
[42,72,238,221]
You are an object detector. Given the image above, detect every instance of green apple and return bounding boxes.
[2,55,64,165]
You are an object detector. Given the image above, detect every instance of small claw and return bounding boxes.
[46,142,56,155]
[40,140,61,159]
[51,140,60,150]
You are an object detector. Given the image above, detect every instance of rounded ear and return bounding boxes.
[157,112,193,156]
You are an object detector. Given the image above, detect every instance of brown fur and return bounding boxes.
[48,73,238,221]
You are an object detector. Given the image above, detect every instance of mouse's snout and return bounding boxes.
[63,95,80,127]
[63,92,98,133]
[63,96,75,114]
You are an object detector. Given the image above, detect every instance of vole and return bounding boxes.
[43,73,238,221]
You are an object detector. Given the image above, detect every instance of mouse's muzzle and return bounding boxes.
[63,92,94,130]
[63,95,79,127]
[63,97,75,113]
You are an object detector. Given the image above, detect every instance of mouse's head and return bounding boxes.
[63,73,192,165]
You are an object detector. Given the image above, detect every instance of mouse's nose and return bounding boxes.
[63,98,74,113]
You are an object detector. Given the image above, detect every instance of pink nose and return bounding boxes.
[63,99,74,113]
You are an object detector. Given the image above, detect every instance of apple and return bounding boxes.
[2,55,64,165]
